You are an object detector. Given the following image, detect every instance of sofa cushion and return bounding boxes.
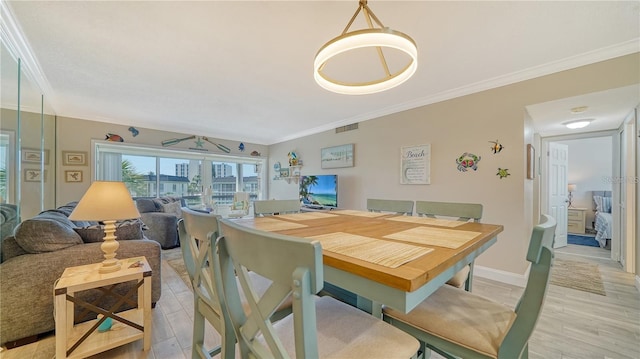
[75,219,145,243]
[13,211,82,253]
[53,202,77,217]
[136,199,158,213]
[159,201,182,218]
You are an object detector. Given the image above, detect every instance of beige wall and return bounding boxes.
[55,116,269,206]
[269,53,640,276]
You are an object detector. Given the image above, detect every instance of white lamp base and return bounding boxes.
[99,220,121,273]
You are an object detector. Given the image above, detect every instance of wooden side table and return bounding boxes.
[567,207,587,234]
[54,256,152,358]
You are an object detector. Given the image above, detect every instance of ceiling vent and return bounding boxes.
[335,123,359,134]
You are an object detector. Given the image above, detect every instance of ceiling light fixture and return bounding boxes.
[564,119,592,129]
[570,106,588,114]
[314,0,418,95]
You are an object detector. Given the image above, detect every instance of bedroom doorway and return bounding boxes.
[541,132,616,262]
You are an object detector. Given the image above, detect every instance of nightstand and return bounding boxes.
[567,207,587,234]
[54,256,152,358]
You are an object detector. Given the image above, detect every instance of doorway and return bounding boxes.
[541,133,616,261]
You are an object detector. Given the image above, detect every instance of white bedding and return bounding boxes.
[594,212,612,248]
[593,194,612,248]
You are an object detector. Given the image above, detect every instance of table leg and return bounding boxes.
[143,275,152,351]
[55,291,67,359]
[370,301,383,318]
[465,261,475,292]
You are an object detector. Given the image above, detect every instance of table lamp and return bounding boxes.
[567,184,577,208]
[69,181,140,273]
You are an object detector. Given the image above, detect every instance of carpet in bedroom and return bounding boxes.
[568,234,599,247]
[550,258,606,296]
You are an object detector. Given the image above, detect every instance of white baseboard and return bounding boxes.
[473,264,529,288]
[635,275,640,293]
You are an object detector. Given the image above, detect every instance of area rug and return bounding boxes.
[163,248,192,290]
[568,234,599,247]
[550,258,606,296]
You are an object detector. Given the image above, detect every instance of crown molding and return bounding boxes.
[1,1,57,113]
[275,40,639,145]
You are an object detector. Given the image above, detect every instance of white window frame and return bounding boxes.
[92,140,267,203]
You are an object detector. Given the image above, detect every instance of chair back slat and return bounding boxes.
[415,201,482,222]
[367,198,414,215]
[180,207,225,320]
[500,214,556,358]
[254,199,301,216]
[180,207,241,358]
[216,218,322,358]
[177,219,196,280]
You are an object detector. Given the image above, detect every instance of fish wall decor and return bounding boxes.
[489,140,504,154]
[105,133,124,142]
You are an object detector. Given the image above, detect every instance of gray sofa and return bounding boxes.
[0,202,162,347]
[135,196,184,249]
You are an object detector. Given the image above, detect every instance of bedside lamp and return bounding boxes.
[69,181,140,273]
[567,184,577,208]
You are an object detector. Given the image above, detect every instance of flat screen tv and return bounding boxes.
[299,175,338,208]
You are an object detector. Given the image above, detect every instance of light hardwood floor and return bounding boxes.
[2,245,638,359]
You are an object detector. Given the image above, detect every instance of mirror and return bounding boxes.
[0,41,20,240]
[18,58,56,219]
[1,39,56,241]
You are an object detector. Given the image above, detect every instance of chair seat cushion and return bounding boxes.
[446,265,470,288]
[266,296,419,358]
[383,284,516,358]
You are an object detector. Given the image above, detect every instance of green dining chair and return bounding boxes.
[253,199,300,216]
[228,192,250,218]
[383,214,557,359]
[179,208,292,359]
[415,200,483,291]
[367,198,414,215]
[214,218,421,359]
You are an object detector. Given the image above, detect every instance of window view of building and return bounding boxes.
[0,133,10,203]
[95,143,265,208]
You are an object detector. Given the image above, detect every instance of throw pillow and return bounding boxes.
[75,219,144,243]
[14,211,83,253]
[160,201,182,218]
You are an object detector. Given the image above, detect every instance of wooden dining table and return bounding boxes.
[232,209,503,316]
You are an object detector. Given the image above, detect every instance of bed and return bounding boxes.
[593,191,612,248]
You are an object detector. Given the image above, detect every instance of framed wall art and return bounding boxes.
[65,170,83,183]
[22,148,49,164]
[321,144,354,169]
[24,168,45,182]
[400,144,430,184]
[62,151,88,166]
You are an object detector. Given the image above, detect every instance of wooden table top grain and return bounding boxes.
[234,210,503,292]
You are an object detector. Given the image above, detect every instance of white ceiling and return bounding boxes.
[4,1,639,145]
[526,85,639,137]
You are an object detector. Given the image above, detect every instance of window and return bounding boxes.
[95,142,266,208]
[0,131,14,203]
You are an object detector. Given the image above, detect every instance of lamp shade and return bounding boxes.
[69,181,140,221]
[567,184,577,193]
